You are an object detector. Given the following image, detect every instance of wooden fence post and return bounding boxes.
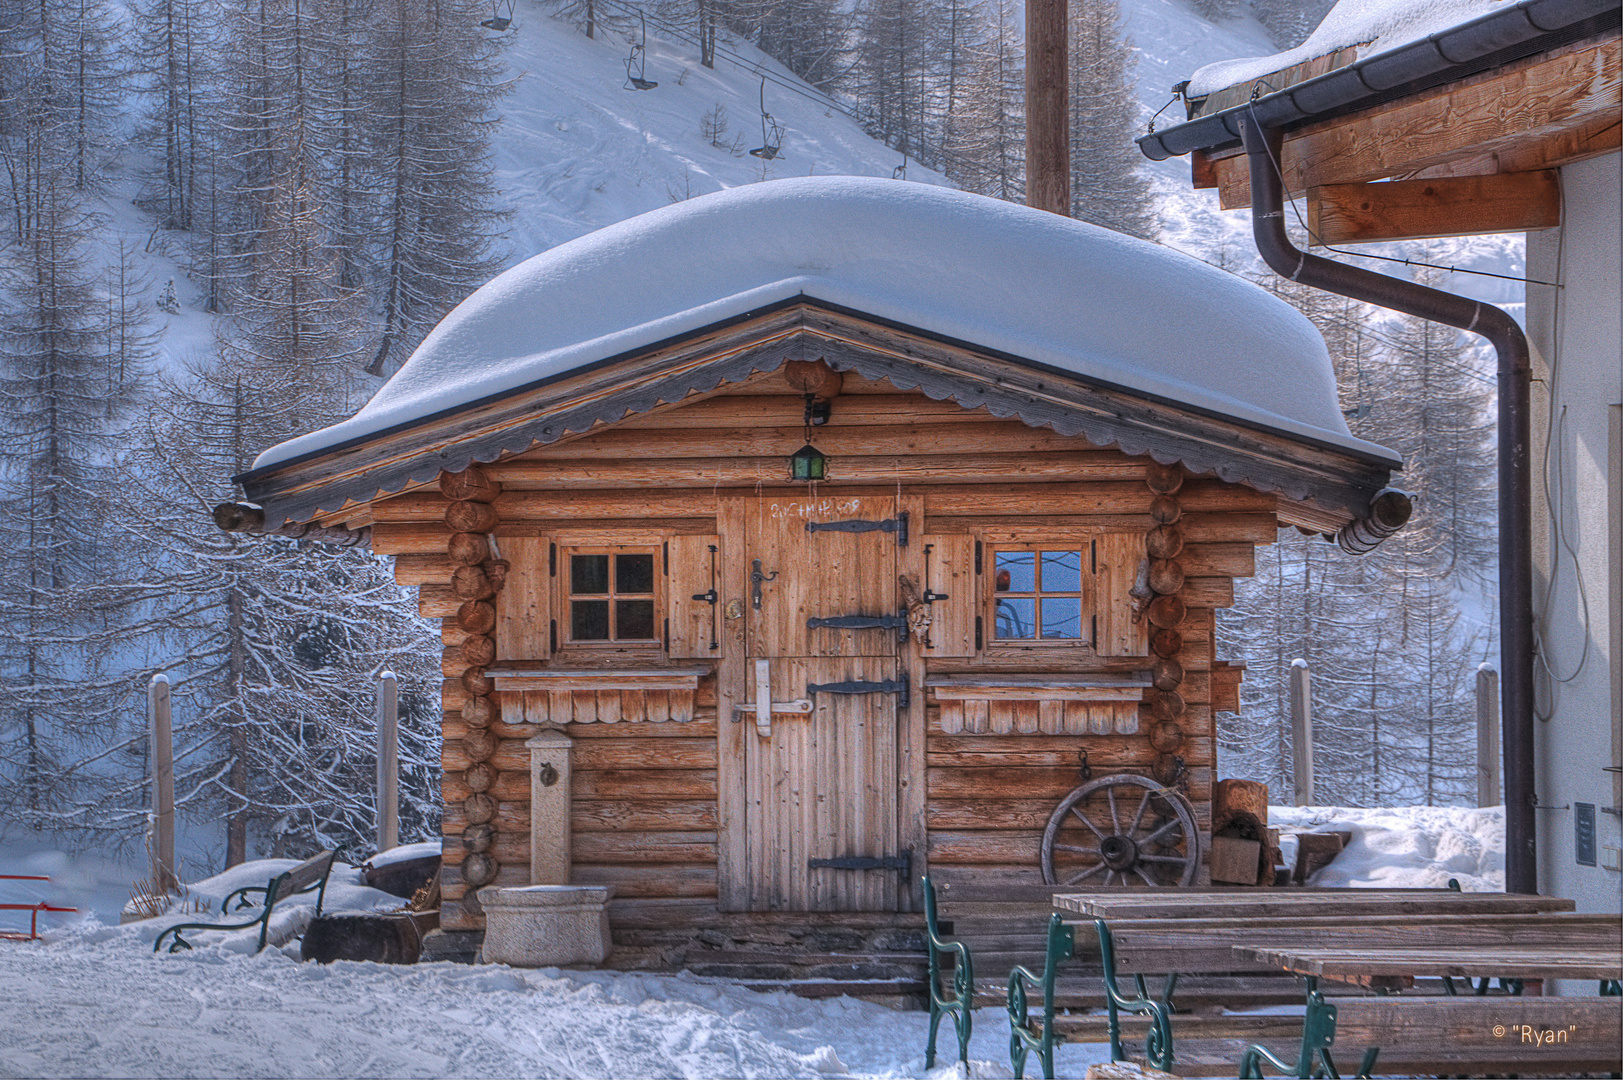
[1288,658,1314,806]
[148,673,175,893]
[1476,663,1502,807]
[376,670,399,853]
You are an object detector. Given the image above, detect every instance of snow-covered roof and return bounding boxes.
[1188,0,1507,97]
[254,177,1396,471]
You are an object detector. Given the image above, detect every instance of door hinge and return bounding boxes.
[974,540,982,574]
[806,510,908,547]
[807,673,909,709]
[808,850,911,880]
[806,612,910,642]
[974,615,983,651]
[549,542,557,576]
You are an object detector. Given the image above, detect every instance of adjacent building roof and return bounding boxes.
[1140,0,1619,160]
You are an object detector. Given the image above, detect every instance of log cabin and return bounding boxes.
[225,177,1408,973]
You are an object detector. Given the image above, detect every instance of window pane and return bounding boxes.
[996,551,1035,593]
[1041,550,1084,592]
[1041,597,1083,639]
[994,597,1036,639]
[571,599,610,640]
[616,599,655,640]
[616,552,655,594]
[571,554,610,594]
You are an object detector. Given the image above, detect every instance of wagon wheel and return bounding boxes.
[1041,773,1201,887]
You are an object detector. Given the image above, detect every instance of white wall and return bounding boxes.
[1525,151,1623,915]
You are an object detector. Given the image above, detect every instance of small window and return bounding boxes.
[992,545,1092,643]
[565,548,658,644]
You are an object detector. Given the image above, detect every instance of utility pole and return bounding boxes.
[1025,0,1069,215]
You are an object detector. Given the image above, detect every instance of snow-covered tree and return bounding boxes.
[1068,0,1155,239]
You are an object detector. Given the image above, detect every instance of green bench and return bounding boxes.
[154,850,337,954]
[921,877,975,1069]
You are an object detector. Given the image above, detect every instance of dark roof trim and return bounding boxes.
[240,302,1400,529]
[1138,0,1620,161]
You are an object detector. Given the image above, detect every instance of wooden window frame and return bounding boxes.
[555,543,665,658]
[984,538,1098,655]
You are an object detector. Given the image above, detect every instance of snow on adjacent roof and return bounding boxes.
[1188,0,1506,97]
[255,177,1397,470]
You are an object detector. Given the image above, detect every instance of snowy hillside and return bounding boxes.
[486,1,949,260]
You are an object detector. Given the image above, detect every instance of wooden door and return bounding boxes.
[741,493,903,911]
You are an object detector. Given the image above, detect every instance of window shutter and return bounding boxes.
[1095,531,1149,657]
[922,534,977,657]
[666,533,721,659]
[495,536,551,660]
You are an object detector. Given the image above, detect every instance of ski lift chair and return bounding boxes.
[481,0,513,30]
[749,78,784,159]
[624,11,658,90]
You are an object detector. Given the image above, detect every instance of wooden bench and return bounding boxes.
[1234,987,1623,1078]
[154,850,337,954]
[1008,890,1581,1078]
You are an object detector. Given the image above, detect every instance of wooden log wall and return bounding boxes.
[371,374,1274,929]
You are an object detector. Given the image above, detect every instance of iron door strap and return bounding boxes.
[805,613,909,642]
[806,673,910,708]
[808,851,911,879]
[805,510,909,546]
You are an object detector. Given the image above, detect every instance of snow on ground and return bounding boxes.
[1271,804,1505,891]
[0,808,1508,1079]
[490,0,948,262]
[0,915,1111,1079]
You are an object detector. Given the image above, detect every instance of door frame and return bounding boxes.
[715,489,928,913]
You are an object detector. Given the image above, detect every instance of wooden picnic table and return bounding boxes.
[1053,886,1576,920]
[1235,943,1623,987]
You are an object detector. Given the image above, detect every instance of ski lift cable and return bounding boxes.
[591,0,975,172]
[585,0,999,177]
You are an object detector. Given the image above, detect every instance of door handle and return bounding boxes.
[750,559,778,611]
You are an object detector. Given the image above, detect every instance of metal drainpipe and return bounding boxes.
[1240,111,1537,894]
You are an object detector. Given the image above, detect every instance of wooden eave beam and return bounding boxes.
[1306,171,1562,245]
[1201,32,1619,211]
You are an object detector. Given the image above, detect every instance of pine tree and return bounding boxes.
[940,0,1024,202]
[362,0,508,377]
[133,0,218,231]
[1068,0,1155,239]
[118,364,443,858]
[1217,270,1497,807]
[0,181,147,829]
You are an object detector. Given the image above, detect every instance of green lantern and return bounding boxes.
[789,443,827,482]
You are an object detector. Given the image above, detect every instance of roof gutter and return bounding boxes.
[1139,0,1619,160]
[1239,112,1536,895]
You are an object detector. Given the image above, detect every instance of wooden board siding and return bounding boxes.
[381,375,1271,933]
